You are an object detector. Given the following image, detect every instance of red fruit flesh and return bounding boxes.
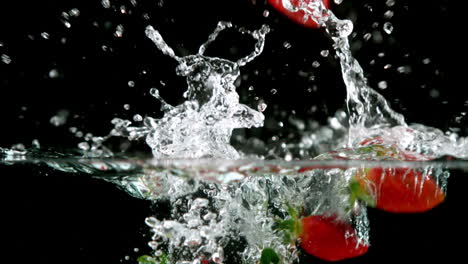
[299,215,369,262]
[268,0,330,28]
[358,168,445,213]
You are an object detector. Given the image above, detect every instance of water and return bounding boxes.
[0,0,461,263]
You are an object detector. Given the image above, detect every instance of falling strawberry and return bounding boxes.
[267,0,330,29]
[353,167,446,213]
[278,208,368,262]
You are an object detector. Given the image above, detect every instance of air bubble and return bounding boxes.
[78,142,90,151]
[363,33,372,41]
[49,69,59,78]
[384,10,394,19]
[114,24,124,38]
[133,114,143,122]
[101,0,111,8]
[397,66,412,74]
[383,22,393,34]
[1,54,11,64]
[258,102,267,112]
[378,81,388,89]
[320,50,330,57]
[69,8,80,17]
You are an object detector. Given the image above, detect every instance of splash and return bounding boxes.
[109,22,269,159]
[280,0,467,159]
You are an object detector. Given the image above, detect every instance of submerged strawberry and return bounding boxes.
[268,0,330,29]
[299,215,369,262]
[354,167,446,213]
[278,208,368,262]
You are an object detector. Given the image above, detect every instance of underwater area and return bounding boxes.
[1,0,464,264]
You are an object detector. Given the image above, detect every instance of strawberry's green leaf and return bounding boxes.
[260,248,281,264]
[349,180,376,207]
[137,255,157,264]
[159,253,168,264]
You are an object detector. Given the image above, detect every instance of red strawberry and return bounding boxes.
[267,0,330,29]
[299,215,369,262]
[354,167,445,213]
[278,208,368,262]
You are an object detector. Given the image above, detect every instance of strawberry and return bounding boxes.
[278,208,368,262]
[352,138,446,212]
[299,215,369,262]
[354,167,445,213]
[267,0,330,29]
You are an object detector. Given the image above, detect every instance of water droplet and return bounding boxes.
[32,139,41,149]
[378,52,385,57]
[378,81,388,89]
[248,86,254,91]
[127,80,135,87]
[150,88,159,97]
[50,110,69,126]
[101,0,111,8]
[383,22,393,34]
[123,104,130,110]
[263,10,269,17]
[384,64,392,69]
[312,61,320,68]
[397,65,412,74]
[78,142,90,151]
[283,41,292,49]
[114,24,124,38]
[69,127,77,133]
[41,32,50,39]
[1,54,11,64]
[257,102,267,112]
[384,10,394,19]
[49,69,59,78]
[422,58,431,64]
[75,131,83,138]
[386,0,396,7]
[133,248,139,253]
[363,33,372,41]
[320,50,329,57]
[334,0,344,4]
[69,8,80,17]
[133,114,143,122]
[120,5,127,14]
[270,88,277,94]
[63,21,71,28]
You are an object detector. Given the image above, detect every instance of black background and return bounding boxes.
[0,0,464,264]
